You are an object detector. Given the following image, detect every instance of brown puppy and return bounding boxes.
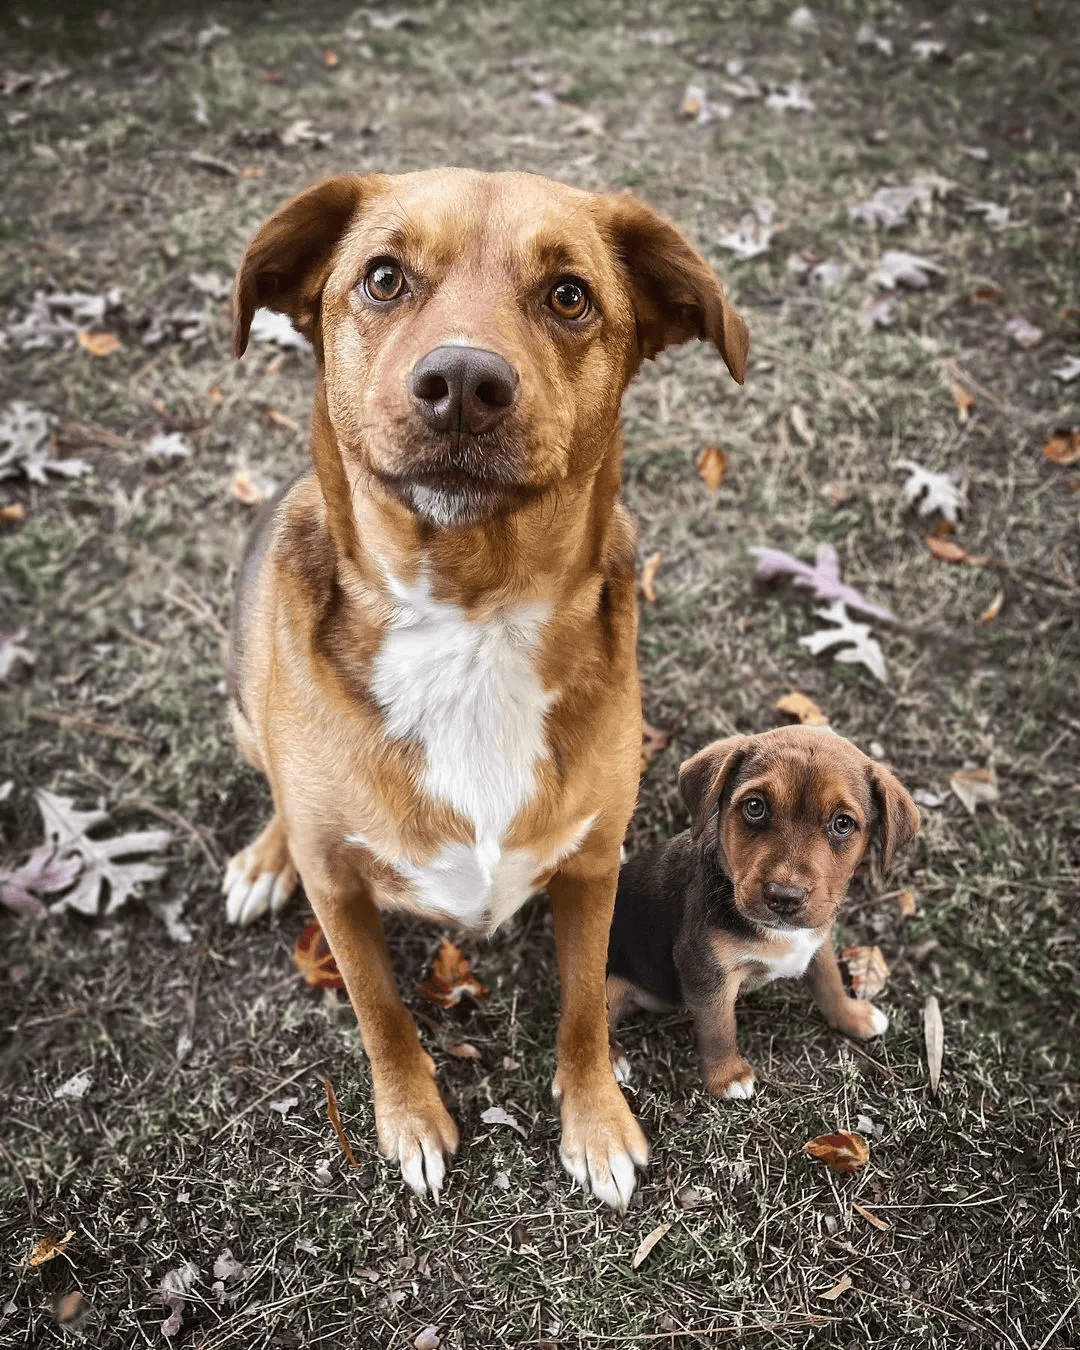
[607,727,920,1098]
[222,169,749,1210]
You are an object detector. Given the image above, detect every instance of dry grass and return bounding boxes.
[1,2,1077,1347]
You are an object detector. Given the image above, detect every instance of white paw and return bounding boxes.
[223,857,295,925]
[396,1135,448,1203]
[560,1138,642,1214]
[611,1052,632,1086]
[556,1086,649,1214]
[868,1006,889,1037]
[722,1072,756,1100]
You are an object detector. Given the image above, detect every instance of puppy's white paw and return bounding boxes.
[611,1051,632,1086]
[868,1005,889,1037]
[722,1072,756,1100]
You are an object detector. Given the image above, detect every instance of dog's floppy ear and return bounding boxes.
[868,763,921,876]
[603,194,749,382]
[232,174,377,358]
[679,736,749,842]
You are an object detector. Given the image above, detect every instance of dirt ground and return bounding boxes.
[1,2,1077,1347]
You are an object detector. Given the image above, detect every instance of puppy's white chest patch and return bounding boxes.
[760,927,828,982]
[367,568,568,928]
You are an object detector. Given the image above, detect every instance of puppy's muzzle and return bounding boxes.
[762,881,809,920]
[410,345,518,436]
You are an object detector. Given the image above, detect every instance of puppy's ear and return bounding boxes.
[602,194,749,382]
[232,174,376,359]
[868,763,921,875]
[679,736,749,842]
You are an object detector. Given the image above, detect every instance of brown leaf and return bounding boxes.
[949,765,999,814]
[630,1221,671,1269]
[293,921,345,990]
[639,551,662,603]
[56,1290,86,1323]
[640,720,670,775]
[897,888,918,919]
[323,48,340,66]
[447,1041,481,1060]
[926,535,970,563]
[1042,429,1080,464]
[853,1201,891,1233]
[28,1230,74,1267]
[695,444,729,492]
[804,1131,870,1174]
[975,590,1004,625]
[419,938,489,1008]
[949,381,974,421]
[264,407,301,432]
[959,286,1003,305]
[231,470,278,505]
[820,1273,853,1301]
[680,89,702,119]
[924,994,943,1093]
[1,503,27,523]
[76,330,122,357]
[774,691,829,726]
[840,945,889,1000]
[322,1076,360,1167]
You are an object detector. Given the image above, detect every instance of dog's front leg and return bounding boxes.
[549,855,649,1213]
[303,861,459,1200]
[805,941,889,1040]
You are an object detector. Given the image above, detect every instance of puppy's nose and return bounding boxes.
[763,881,809,916]
[409,345,518,436]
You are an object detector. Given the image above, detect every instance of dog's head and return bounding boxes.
[232,169,748,529]
[678,727,920,931]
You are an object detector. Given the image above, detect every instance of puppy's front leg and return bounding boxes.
[304,862,459,1200]
[549,855,649,1213]
[678,961,755,1100]
[806,940,889,1039]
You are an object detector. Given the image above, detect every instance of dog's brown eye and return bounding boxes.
[364,260,406,303]
[549,277,590,320]
[832,814,857,837]
[742,796,766,823]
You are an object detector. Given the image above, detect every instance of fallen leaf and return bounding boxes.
[413,1328,441,1350]
[28,1231,74,1267]
[631,1221,671,1269]
[213,1248,248,1282]
[676,1185,701,1210]
[323,47,339,66]
[1052,356,1080,384]
[146,431,191,463]
[749,543,897,623]
[717,202,774,259]
[76,330,122,357]
[860,294,896,329]
[924,994,943,1093]
[280,119,333,148]
[819,479,850,506]
[949,765,999,814]
[53,1070,92,1100]
[975,590,1004,625]
[855,22,893,55]
[696,444,729,491]
[322,1076,360,1167]
[640,720,670,774]
[0,629,35,682]
[447,1042,481,1060]
[788,6,817,30]
[853,1201,891,1233]
[967,200,1009,230]
[159,1261,198,1339]
[949,382,974,421]
[926,535,995,566]
[0,401,89,483]
[774,691,829,726]
[911,937,940,964]
[897,888,918,918]
[1004,315,1042,349]
[820,1273,853,1301]
[764,83,814,112]
[840,945,889,1000]
[789,405,815,446]
[479,1105,527,1137]
[1042,429,1080,464]
[1,503,26,522]
[897,460,966,523]
[55,1290,86,1323]
[231,469,279,505]
[293,921,345,990]
[799,600,887,682]
[911,39,947,61]
[420,938,489,1008]
[849,183,933,230]
[873,250,944,288]
[639,551,662,603]
[804,1131,870,1174]
[268,1095,299,1117]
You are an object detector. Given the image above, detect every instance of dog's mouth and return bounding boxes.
[374,447,543,528]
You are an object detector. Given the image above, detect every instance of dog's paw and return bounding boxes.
[609,1039,632,1085]
[705,1056,757,1101]
[223,817,298,925]
[374,1074,459,1203]
[829,998,889,1040]
[554,1074,648,1214]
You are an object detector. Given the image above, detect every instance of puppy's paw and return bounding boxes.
[223,816,298,925]
[830,998,889,1040]
[705,1056,757,1101]
[374,1069,459,1203]
[554,1073,649,1214]
[609,1038,632,1085]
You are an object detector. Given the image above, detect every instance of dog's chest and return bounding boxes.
[369,571,566,928]
[756,926,828,983]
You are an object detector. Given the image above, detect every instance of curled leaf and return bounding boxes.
[1042,429,1080,464]
[322,1076,360,1167]
[949,766,998,814]
[840,945,889,1000]
[76,330,122,357]
[28,1231,75,1267]
[293,921,345,990]
[420,938,489,1008]
[804,1131,870,1174]
[695,444,729,491]
[630,1222,671,1269]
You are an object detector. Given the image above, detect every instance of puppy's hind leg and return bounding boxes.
[224,813,299,925]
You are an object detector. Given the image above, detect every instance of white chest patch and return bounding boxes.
[759,926,829,982]
[363,568,573,929]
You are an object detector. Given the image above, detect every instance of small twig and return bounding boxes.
[211,1062,322,1139]
[322,1076,360,1167]
[28,707,149,746]
[166,577,228,637]
[123,796,223,869]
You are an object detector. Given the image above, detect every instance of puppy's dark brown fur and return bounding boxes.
[607,727,920,1098]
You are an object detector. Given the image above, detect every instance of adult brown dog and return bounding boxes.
[607,727,920,1098]
[223,168,748,1211]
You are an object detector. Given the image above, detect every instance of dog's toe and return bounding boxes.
[223,817,298,925]
[556,1077,649,1214]
[722,1073,756,1100]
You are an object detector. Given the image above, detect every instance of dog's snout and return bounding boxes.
[409,345,518,436]
[763,881,809,916]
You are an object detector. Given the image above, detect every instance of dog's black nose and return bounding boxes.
[763,881,809,915]
[409,345,518,436]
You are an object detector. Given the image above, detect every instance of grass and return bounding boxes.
[1,1,1078,1346]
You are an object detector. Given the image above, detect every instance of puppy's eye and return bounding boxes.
[364,260,407,303]
[742,796,767,823]
[549,277,590,321]
[831,814,857,838]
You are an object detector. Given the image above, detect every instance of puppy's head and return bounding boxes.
[679,727,920,931]
[232,169,748,529]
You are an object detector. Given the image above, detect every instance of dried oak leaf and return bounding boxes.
[774,691,829,726]
[293,921,345,989]
[950,765,999,814]
[76,331,122,357]
[1042,429,1080,464]
[840,945,889,1000]
[820,1273,853,1301]
[420,938,489,1008]
[28,1231,75,1267]
[695,444,729,491]
[804,1131,870,1174]
[640,721,670,774]
[639,551,662,603]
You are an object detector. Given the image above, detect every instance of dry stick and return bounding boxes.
[124,796,222,870]
[322,1076,360,1167]
[28,707,149,746]
[166,576,228,637]
[211,1062,323,1140]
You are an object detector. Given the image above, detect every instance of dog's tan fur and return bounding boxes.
[223,168,748,1208]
